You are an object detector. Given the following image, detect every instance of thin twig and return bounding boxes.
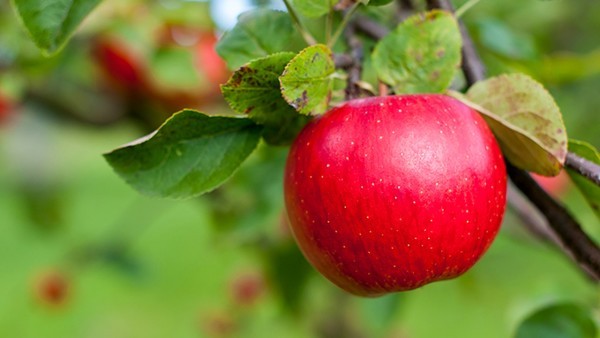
[454,0,481,18]
[333,53,354,68]
[329,2,362,48]
[425,0,485,85]
[396,0,415,22]
[506,163,600,279]
[353,15,389,40]
[283,0,317,46]
[506,184,556,245]
[426,0,600,281]
[565,152,600,187]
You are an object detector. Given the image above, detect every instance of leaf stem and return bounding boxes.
[326,6,333,43]
[454,0,481,18]
[328,2,362,49]
[283,0,318,46]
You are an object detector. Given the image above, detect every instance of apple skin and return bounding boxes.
[284,94,507,297]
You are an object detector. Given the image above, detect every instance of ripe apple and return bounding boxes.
[284,94,507,296]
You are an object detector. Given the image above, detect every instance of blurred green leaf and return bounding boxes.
[104,110,262,199]
[265,241,314,314]
[221,52,311,145]
[514,302,597,338]
[280,44,335,115]
[367,0,395,6]
[459,73,568,176]
[151,47,200,90]
[372,10,461,94]
[475,18,538,60]
[567,140,600,220]
[360,293,404,334]
[12,0,101,55]
[291,0,333,18]
[216,9,305,70]
[528,50,600,85]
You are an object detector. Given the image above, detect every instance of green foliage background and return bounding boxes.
[0,0,599,337]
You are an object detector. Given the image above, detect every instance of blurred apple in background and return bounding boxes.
[532,171,571,198]
[34,269,70,307]
[91,22,229,131]
[229,270,266,307]
[92,36,149,95]
[0,91,14,125]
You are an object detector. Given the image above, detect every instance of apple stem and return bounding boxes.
[282,0,318,46]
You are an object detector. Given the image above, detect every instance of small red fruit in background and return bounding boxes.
[284,94,507,296]
[229,271,265,307]
[34,269,69,306]
[201,311,237,338]
[0,91,13,125]
[532,171,570,198]
[194,32,229,87]
[92,37,148,93]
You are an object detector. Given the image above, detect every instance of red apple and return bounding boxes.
[284,94,507,296]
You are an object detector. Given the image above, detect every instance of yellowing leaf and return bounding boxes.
[459,73,568,176]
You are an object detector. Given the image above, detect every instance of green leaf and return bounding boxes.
[459,73,568,176]
[215,9,305,70]
[12,0,101,55]
[514,302,597,338]
[567,140,600,219]
[151,47,201,91]
[292,0,333,18]
[104,110,262,199]
[221,52,311,145]
[367,0,395,6]
[265,241,314,313]
[280,44,335,115]
[372,10,462,94]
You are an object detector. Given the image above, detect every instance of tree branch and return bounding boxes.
[506,163,600,279]
[353,15,389,40]
[565,152,600,187]
[425,0,485,84]
[343,22,364,100]
[427,0,600,281]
